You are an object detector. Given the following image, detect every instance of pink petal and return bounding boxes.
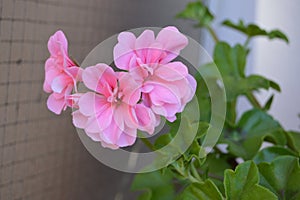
[85,116,102,133]
[186,74,197,95]
[118,73,141,106]
[113,32,137,70]
[118,32,136,48]
[116,129,137,147]
[78,92,107,116]
[136,30,155,50]
[46,93,65,115]
[78,92,113,132]
[113,104,137,132]
[146,43,164,64]
[151,103,179,121]
[64,84,75,108]
[47,30,68,57]
[156,26,188,63]
[101,120,122,144]
[72,110,88,129]
[44,69,61,91]
[130,66,149,83]
[86,131,102,142]
[101,141,119,149]
[148,82,180,105]
[135,30,156,63]
[65,66,82,81]
[43,80,52,93]
[45,58,56,72]
[51,75,69,93]
[82,64,117,95]
[133,104,156,134]
[155,62,188,81]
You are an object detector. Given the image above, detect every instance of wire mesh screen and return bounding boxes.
[0,0,199,199]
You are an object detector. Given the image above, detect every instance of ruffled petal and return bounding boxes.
[113,104,137,131]
[133,103,157,134]
[47,30,68,57]
[118,72,141,106]
[156,26,188,63]
[113,32,137,70]
[101,120,123,144]
[78,92,108,116]
[116,129,137,147]
[45,58,56,71]
[155,62,188,81]
[82,64,117,95]
[135,30,155,63]
[72,110,88,129]
[46,93,65,115]
[86,131,102,142]
[51,75,69,93]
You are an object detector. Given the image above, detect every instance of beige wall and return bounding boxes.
[0,0,199,199]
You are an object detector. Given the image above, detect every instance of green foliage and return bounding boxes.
[132,2,299,200]
[131,170,175,200]
[224,161,277,200]
[176,1,214,27]
[258,156,300,199]
[253,146,297,163]
[286,131,300,156]
[222,19,289,43]
[214,42,280,102]
[178,180,223,200]
[222,109,287,160]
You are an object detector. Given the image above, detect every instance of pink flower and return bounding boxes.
[72,64,157,149]
[43,30,82,114]
[114,27,196,121]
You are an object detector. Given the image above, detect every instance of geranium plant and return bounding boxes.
[130,2,300,200]
[43,27,196,148]
[43,1,300,200]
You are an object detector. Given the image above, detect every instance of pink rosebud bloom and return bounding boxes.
[43,30,82,114]
[72,64,157,149]
[114,27,196,121]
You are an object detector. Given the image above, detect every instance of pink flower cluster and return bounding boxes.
[43,27,196,149]
[43,31,82,114]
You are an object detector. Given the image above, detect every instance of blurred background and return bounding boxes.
[0,0,299,199]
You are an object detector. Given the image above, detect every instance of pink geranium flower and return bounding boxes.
[114,27,196,121]
[43,30,82,114]
[72,64,157,149]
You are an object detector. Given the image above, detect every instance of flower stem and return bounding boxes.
[243,37,251,48]
[140,137,155,151]
[246,92,262,109]
[207,26,219,43]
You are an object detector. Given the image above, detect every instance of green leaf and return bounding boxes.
[223,75,273,101]
[253,146,297,164]
[268,30,289,43]
[214,42,279,102]
[201,153,231,194]
[263,95,274,111]
[286,131,300,156]
[224,161,277,200]
[222,109,287,160]
[270,80,281,92]
[214,42,247,78]
[177,1,214,27]
[258,156,300,200]
[178,180,224,200]
[131,170,175,200]
[222,19,289,43]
